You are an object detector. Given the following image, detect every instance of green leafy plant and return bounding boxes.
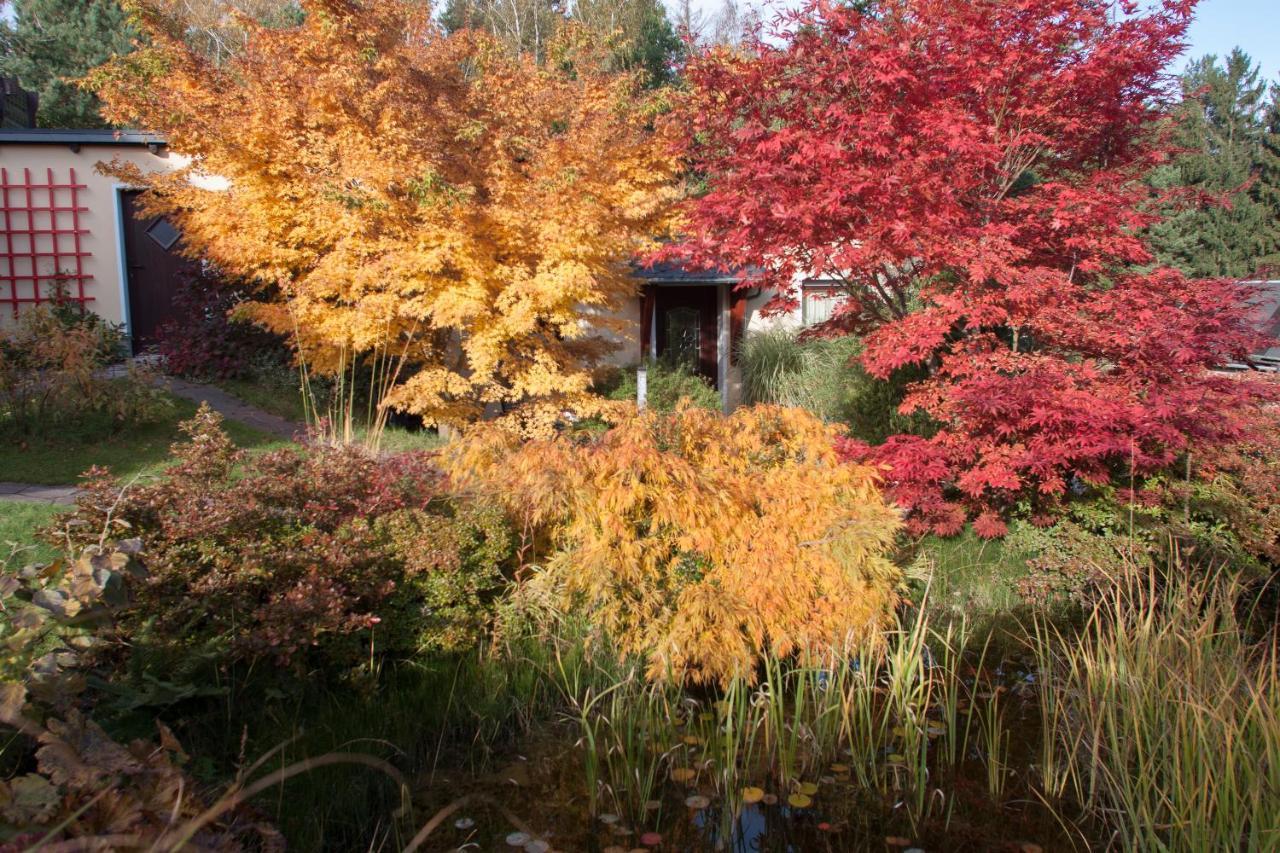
[599,359,721,412]
[738,330,931,441]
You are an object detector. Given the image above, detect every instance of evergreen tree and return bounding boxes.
[572,0,683,85]
[1256,85,1280,275]
[0,0,136,128]
[1149,49,1280,278]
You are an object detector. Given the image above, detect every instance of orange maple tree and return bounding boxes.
[90,0,680,428]
[447,405,903,684]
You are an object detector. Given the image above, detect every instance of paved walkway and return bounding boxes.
[1,373,303,505]
[164,378,301,440]
[0,482,79,505]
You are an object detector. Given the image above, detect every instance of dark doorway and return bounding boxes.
[120,189,197,352]
[655,284,719,385]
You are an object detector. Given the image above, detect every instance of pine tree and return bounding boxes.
[1148,49,1279,278]
[0,0,136,128]
[1255,85,1280,275]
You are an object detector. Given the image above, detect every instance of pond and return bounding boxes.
[412,655,1087,853]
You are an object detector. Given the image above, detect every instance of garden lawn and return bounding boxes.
[0,391,288,486]
[0,500,62,563]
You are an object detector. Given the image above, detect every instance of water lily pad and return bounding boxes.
[670,767,696,783]
[819,775,835,785]
[682,735,701,746]
[741,786,765,804]
[1020,845,1044,853]
[639,831,663,846]
[643,799,662,811]
[885,838,911,848]
[610,826,632,836]
[786,792,812,808]
[829,763,849,773]
[798,781,819,796]
[599,814,621,825]
[506,831,531,846]
[524,841,550,853]
[762,793,778,805]
[684,794,711,809]
[453,817,475,830]
[887,753,906,764]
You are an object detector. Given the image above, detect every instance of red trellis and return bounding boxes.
[0,166,93,317]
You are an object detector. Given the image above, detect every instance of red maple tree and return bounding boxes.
[668,0,1277,535]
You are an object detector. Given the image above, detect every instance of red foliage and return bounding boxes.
[672,0,1278,533]
[154,269,282,379]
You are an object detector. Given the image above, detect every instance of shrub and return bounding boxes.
[57,406,514,685]
[154,268,286,380]
[447,404,903,685]
[0,304,169,439]
[739,329,931,442]
[0,539,281,849]
[598,359,721,412]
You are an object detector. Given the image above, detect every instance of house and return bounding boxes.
[624,261,842,410]
[0,128,194,351]
[1240,280,1280,372]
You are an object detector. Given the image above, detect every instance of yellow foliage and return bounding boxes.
[446,405,904,684]
[89,0,680,426]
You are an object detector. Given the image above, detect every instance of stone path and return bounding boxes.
[1,373,303,505]
[164,377,301,440]
[0,482,79,505]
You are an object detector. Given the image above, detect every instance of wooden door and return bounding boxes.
[655,284,718,385]
[121,190,196,351]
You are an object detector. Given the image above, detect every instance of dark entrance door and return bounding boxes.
[655,284,718,386]
[121,190,196,351]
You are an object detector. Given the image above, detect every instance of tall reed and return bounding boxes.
[1033,568,1280,851]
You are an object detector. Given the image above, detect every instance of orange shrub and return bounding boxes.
[447,405,903,684]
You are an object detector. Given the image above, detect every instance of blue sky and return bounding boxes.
[1181,0,1280,77]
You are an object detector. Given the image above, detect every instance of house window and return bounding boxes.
[664,306,701,371]
[145,217,182,250]
[801,283,843,326]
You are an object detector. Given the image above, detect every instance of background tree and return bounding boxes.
[442,0,682,85]
[670,0,1276,535]
[570,0,682,86]
[0,0,135,127]
[1255,83,1280,273]
[439,0,564,61]
[1148,49,1280,278]
[91,0,680,433]
[148,0,304,65]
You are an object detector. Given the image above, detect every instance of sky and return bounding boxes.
[666,0,1280,80]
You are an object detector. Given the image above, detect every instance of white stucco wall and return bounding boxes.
[0,142,184,333]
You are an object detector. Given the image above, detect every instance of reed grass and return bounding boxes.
[1032,568,1280,852]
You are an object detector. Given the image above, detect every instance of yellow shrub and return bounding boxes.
[446,405,903,684]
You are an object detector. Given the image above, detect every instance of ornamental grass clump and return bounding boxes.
[1033,566,1280,850]
[447,404,903,685]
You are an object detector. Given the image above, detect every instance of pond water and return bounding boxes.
[412,659,1094,852]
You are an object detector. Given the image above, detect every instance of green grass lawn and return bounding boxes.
[0,392,288,486]
[907,529,1034,619]
[0,500,63,564]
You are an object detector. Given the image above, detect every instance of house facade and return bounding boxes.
[619,262,841,410]
[0,129,195,350]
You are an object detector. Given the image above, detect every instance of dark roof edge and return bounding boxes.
[0,128,166,147]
